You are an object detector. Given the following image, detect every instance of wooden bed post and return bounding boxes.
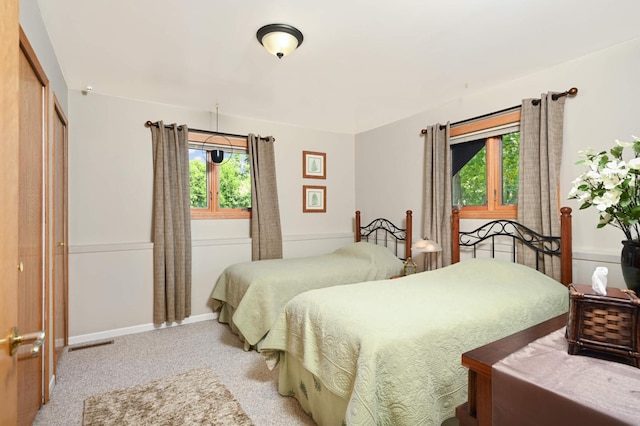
[355,211,361,242]
[452,209,460,263]
[560,207,573,286]
[406,210,413,259]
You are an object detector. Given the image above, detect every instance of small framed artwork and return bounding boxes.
[303,151,326,179]
[303,185,326,213]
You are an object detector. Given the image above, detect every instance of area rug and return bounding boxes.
[82,367,254,425]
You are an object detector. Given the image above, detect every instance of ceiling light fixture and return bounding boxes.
[256,24,304,59]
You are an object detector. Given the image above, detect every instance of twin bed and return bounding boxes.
[259,208,573,425]
[211,210,413,350]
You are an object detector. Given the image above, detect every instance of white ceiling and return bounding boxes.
[37,0,640,134]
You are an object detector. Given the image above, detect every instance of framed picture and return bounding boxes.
[303,185,326,213]
[303,151,326,179]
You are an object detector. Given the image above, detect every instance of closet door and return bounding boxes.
[52,96,68,370]
[17,30,48,426]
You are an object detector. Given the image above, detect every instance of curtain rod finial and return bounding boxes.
[145,120,153,127]
[568,87,578,96]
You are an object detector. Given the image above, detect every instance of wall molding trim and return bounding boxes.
[69,232,354,253]
[573,250,619,264]
[69,242,153,254]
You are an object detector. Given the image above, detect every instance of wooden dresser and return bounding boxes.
[455,313,568,426]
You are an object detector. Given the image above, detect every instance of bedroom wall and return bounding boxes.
[355,37,640,288]
[67,91,356,341]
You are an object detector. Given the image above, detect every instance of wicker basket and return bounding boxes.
[567,284,640,367]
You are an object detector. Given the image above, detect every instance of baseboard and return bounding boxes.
[49,374,56,399]
[68,312,218,346]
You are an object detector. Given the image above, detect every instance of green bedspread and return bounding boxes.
[211,242,403,349]
[261,258,569,426]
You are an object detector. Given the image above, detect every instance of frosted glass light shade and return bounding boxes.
[412,239,442,253]
[257,24,303,59]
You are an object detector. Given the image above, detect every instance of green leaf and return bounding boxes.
[611,145,623,159]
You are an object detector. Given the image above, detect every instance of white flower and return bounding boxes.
[599,213,612,225]
[600,161,627,189]
[603,160,627,175]
[578,148,596,158]
[592,190,621,211]
[569,137,640,241]
[568,184,591,202]
[628,158,640,170]
[577,191,592,203]
[567,185,579,198]
[584,170,602,184]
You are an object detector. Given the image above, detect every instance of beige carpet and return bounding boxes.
[82,367,254,425]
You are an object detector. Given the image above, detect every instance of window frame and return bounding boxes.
[188,132,251,220]
[452,109,520,220]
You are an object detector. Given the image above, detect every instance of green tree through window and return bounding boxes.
[188,133,251,219]
[457,146,488,206]
[501,132,519,205]
[453,131,519,217]
[219,153,251,208]
[190,157,207,208]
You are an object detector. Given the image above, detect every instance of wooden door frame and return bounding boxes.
[0,0,21,424]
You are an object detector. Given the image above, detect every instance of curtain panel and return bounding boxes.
[517,93,567,281]
[249,134,283,260]
[150,122,192,324]
[422,123,452,268]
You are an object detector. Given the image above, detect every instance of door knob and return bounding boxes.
[2,327,45,357]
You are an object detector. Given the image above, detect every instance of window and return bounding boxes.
[188,132,251,219]
[451,109,520,219]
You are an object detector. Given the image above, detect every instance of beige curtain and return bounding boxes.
[150,122,192,324]
[422,123,452,267]
[517,93,566,280]
[249,134,282,260]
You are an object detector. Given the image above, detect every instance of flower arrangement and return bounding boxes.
[568,137,640,241]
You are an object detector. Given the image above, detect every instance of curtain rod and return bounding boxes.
[145,120,273,141]
[420,87,578,134]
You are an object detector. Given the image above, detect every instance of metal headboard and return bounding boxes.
[452,207,573,285]
[355,210,413,260]
[458,219,560,264]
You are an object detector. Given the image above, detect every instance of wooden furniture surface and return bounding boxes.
[567,284,640,367]
[456,313,568,426]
